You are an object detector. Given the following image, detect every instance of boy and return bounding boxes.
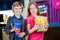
[5,1,27,40]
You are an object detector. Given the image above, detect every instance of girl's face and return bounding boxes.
[30,4,38,15]
[13,6,22,15]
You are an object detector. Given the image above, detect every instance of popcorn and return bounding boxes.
[35,16,48,31]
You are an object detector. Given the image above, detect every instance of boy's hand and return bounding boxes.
[11,27,16,32]
[19,32,25,38]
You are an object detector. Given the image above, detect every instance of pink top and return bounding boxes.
[27,15,44,40]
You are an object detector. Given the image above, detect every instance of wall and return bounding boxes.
[48,0,60,27]
[0,0,29,19]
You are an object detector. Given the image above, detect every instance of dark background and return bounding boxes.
[0,0,24,11]
[0,14,3,22]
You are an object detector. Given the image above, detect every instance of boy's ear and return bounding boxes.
[22,9,23,12]
[12,9,14,13]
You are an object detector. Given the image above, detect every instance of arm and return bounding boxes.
[19,19,27,38]
[5,17,12,34]
[23,19,28,36]
[5,17,15,34]
[27,24,39,34]
[27,18,39,34]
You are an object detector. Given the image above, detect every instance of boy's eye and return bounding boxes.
[19,8,22,9]
[15,8,17,9]
[14,8,17,9]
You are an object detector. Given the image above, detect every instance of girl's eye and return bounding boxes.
[30,7,37,10]
[34,7,36,9]
[30,8,33,10]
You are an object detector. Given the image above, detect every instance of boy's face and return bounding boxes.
[13,6,22,15]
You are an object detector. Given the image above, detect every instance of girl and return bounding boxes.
[27,2,48,40]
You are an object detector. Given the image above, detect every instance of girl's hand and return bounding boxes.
[34,24,40,30]
[43,23,48,32]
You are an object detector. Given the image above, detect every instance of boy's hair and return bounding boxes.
[12,1,23,12]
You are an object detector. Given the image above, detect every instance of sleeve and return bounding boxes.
[5,17,13,34]
[22,19,28,36]
[27,18,31,24]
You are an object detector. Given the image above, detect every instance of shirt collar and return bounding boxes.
[13,15,23,20]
